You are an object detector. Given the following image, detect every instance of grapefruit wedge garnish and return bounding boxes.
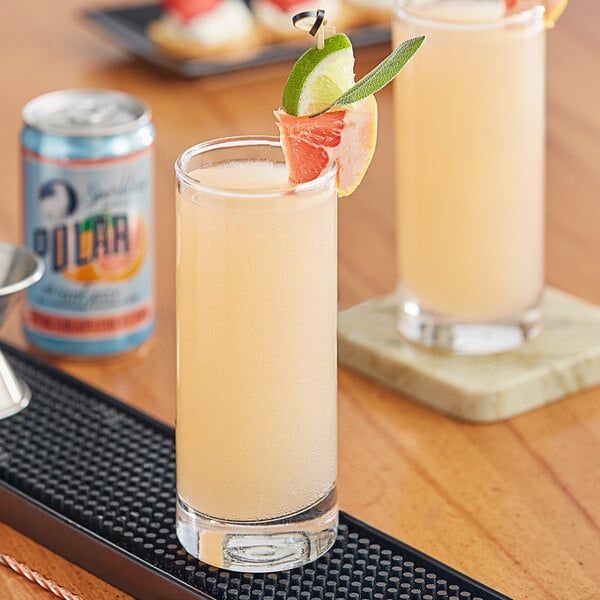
[542,0,569,25]
[277,24,424,197]
[275,96,377,197]
[505,0,569,26]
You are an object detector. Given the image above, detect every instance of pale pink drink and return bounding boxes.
[175,137,338,572]
[394,0,546,354]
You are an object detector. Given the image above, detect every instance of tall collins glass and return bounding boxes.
[393,0,546,354]
[175,137,338,572]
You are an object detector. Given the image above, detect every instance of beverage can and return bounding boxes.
[21,89,155,357]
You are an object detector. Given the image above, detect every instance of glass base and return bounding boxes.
[176,487,338,572]
[397,289,543,355]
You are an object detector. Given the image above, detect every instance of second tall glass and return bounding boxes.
[393,0,546,354]
[175,137,338,572]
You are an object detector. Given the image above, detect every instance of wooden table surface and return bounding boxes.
[1,2,599,599]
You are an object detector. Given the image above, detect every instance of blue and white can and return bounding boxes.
[21,89,155,357]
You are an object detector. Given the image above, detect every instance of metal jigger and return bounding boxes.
[0,241,44,420]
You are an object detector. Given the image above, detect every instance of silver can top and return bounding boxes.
[22,89,152,137]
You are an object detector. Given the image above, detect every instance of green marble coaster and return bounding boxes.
[338,287,600,423]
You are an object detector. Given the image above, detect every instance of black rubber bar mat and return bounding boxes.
[0,342,512,600]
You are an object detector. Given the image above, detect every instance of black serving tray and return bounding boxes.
[83,3,391,78]
[0,341,512,600]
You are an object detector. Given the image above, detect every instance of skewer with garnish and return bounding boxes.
[275,10,424,196]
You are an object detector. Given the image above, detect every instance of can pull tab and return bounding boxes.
[68,99,119,126]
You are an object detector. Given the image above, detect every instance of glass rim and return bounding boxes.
[394,1,545,30]
[175,135,338,199]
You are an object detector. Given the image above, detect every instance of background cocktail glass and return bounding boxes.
[393,0,546,354]
[0,241,44,419]
[175,136,338,572]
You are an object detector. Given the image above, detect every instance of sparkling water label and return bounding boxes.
[23,148,154,350]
